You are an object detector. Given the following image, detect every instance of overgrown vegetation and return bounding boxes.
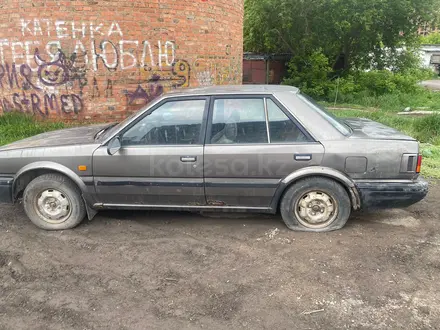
[245,0,440,112]
[0,113,67,146]
[323,73,440,112]
[420,144,440,179]
[420,32,440,45]
[245,0,440,72]
[282,50,438,109]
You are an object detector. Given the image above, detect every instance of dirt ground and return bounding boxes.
[1,182,440,330]
[420,80,440,91]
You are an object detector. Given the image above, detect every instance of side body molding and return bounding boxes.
[270,166,361,211]
[12,162,98,218]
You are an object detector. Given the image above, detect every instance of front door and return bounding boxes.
[93,97,208,206]
[204,96,325,208]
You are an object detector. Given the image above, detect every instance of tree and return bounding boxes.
[244,0,440,73]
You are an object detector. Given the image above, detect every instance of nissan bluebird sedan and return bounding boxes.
[0,85,428,232]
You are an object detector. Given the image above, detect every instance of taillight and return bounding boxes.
[416,154,422,173]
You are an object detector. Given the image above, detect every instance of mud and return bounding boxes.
[0,182,439,329]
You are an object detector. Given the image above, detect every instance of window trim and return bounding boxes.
[205,95,270,145]
[264,98,271,143]
[266,96,316,143]
[115,96,210,148]
[205,94,316,146]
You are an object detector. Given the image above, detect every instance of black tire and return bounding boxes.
[280,177,351,232]
[23,173,86,230]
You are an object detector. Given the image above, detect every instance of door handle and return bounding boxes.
[294,154,312,161]
[180,156,197,162]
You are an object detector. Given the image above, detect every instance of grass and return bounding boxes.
[324,89,440,112]
[420,144,440,179]
[0,113,67,146]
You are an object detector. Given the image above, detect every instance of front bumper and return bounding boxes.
[355,177,429,209]
[0,176,13,204]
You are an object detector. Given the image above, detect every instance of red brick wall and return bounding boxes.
[0,0,244,121]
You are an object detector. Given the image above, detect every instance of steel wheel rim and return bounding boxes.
[294,190,338,229]
[35,189,72,224]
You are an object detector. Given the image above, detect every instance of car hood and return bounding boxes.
[0,124,108,151]
[344,118,416,141]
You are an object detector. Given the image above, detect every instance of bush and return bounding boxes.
[326,68,436,109]
[357,71,399,95]
[420,32,440,45]
[282,47,439,111]
[281,42,435,100]
[284,62,432,101]
[283,51,333,98]
[354,69,431,95]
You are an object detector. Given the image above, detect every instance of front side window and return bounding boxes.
[210,98,268,144]
[267,99,309,143]
[122,99,205,146]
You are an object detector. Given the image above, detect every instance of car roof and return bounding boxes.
[164,85,300,96]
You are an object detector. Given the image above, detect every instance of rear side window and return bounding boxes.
[267,99,308,143]
[298,94,351,136]
[210,98,268,144]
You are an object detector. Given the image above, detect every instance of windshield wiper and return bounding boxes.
[94,123,118,140]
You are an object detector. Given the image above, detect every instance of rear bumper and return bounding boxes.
[0,176,13,204]
[355,177,429,209]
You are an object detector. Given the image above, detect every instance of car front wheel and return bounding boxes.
[280,177,351,232]
[23,173,86,230]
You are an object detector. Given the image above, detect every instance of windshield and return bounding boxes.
[99,111,139,140]
[297,94,352,136]
[99,97,162,140]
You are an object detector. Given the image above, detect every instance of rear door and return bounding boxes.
[203,95,325,208]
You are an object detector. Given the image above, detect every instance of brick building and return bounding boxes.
[0,0,244,120]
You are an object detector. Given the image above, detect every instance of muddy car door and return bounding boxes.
[203,96,325,208]
[92,97,209,206]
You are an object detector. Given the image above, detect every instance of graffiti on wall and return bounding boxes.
[0,19,241,118]
[0,51,83,116]
[0,20,176,72]
[126,59,191,108]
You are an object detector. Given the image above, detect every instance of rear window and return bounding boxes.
[297,94,352,136]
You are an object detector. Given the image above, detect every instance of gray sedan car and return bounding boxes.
[0,85,428,232]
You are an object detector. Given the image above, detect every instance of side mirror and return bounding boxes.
[107,136,122,155]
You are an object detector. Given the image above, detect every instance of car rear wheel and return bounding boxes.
[23,173,86,230]
[280,177,351,232]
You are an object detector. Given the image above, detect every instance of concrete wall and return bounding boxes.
[0,0,244,120]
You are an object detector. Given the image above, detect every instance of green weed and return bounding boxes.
[0,112,67,146]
